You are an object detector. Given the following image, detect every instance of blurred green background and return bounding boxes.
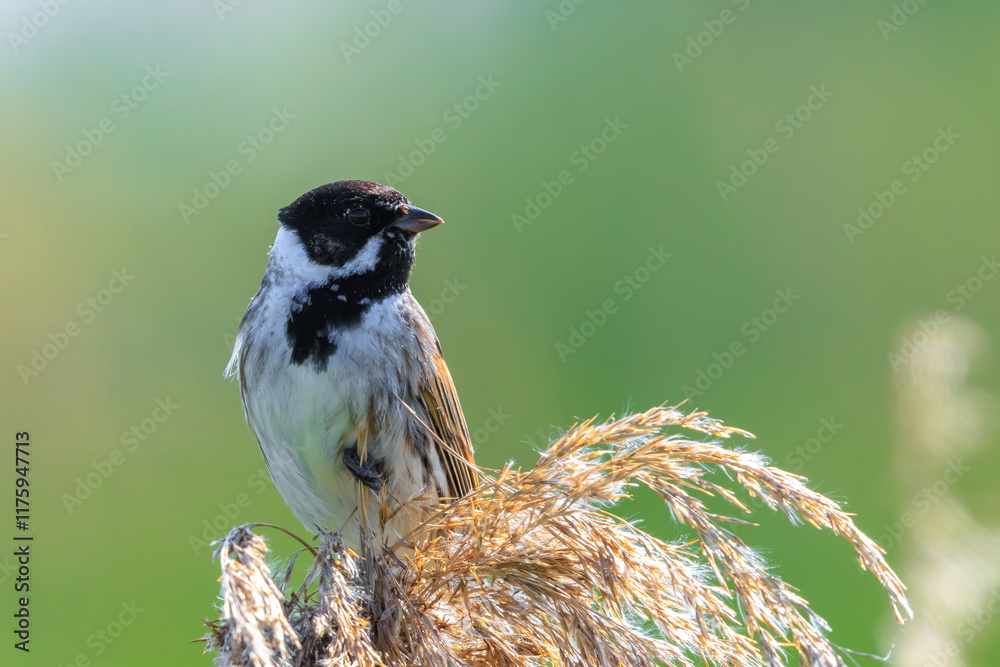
[2,1,998,664]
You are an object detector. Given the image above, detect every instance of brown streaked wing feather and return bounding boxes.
[418,350,476,499]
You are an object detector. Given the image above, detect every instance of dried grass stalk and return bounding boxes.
[203,404,912,667]
[204,527,300,667]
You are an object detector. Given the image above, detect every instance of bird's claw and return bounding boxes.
[343,444,383,491]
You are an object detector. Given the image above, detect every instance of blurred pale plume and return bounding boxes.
[887,317,1000,667]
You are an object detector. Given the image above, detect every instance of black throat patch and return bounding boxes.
[285,236,413,369]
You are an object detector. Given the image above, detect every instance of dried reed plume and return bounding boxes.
[885,317,1000,666]
[202,404,912,667]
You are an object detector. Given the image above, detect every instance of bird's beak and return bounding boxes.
[391,205,444,233]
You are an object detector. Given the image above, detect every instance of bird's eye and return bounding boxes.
[347,209,370,226]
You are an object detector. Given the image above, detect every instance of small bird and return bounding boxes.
[227,180,475,549]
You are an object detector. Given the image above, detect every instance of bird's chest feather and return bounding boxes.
[240,285,426,463]
[228,251,439,533]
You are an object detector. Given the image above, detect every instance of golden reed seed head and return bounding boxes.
[203,404,911,667]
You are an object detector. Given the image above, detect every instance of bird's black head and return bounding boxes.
[277,180,443,270]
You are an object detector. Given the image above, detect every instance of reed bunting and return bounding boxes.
[227,180,475,549]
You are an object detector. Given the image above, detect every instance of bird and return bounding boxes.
[226,180,476,550]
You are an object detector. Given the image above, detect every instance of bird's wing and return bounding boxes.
[417,344,477,499]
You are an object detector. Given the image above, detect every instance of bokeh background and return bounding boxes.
[2,1,998,665]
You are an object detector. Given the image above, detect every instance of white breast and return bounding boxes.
[226,229,437,546]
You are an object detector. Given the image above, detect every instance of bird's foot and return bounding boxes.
[343,444,383,491]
